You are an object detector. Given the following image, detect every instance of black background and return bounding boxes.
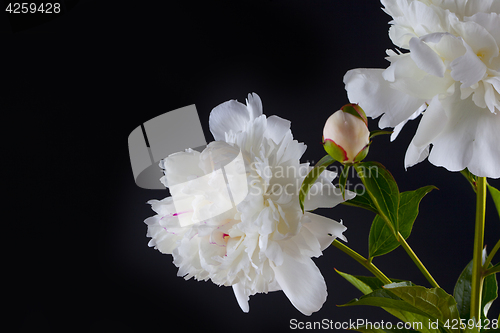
[4,1,499,332]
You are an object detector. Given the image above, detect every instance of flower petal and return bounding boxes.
[390,104,425,141]
[451,40,487,88]
[385,52,452,100]
[266,115,291,145]
[209,99,251,141]
[452,19,499,65]
[304,212,347,250]
[232,283,250,313]
[162,149,204,187]
[409,37,446,77]
[465,12,500,49]
[303,180,355,212]
[245,93,263,120]
[344,68,425,128]
[428,85,478,172]
[466,109,500,178]
[271,253,327,315]
[404,95,448,168]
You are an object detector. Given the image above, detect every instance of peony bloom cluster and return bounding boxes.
[344,0,500,178]
[145,93,354,315]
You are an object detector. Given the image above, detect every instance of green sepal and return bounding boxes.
[323,138,348,163]
[354,143,371,163]
[460,168,477,193]
[341,103,368,126]
[299,154,335,213]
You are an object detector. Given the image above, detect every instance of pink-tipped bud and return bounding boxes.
[323,104,370,164]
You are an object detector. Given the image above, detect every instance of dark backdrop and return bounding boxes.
[4,1,499,332]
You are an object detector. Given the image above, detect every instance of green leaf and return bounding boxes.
[369,215,397,258]
[454,259,498,320]
[482,264,498,318]
[487,184,500,221]
[354,162,400,230]
[336,270,381,295]
[384,285,460,333]
[338,288,431,319]
[299,154,334,213]
[336,271,441,333]
[398,186,437,237]
[454,260,473,320]
[369,186,437,258]
[341,187,379,214]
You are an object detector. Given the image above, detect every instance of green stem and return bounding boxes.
[470,177,487,323]
[377,211,440,288]
[332,239,392,285]
[396,232,440,288]
[483,238,500,269]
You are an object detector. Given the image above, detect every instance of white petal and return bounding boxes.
[163,149,203,187]
[232,283,250,313]
[466,110,500,178]
[303,180,355,211]
[271,254,327,315]
[451,41,487,88]
[385,52,452,100]
[405,95,448,168]
[209,99,251,141]
[406,1,445,36]
[483,78,500,113]
[245,93,263,120]
[264,240,284,266]
[430,33,466,62]
[304,212,347,251]
[266,115,291,145]
[409,37,446,77]
[344,68,425,128]
[381,0,403,19]
[390,104,425,141]
[388,25,416,49]
[428,85,477,172]
[465,0,497,17]
[452,19,499,64]
[465,13,500,49]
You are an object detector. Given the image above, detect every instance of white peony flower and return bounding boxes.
[344,0,500,178]
[145,93,354,315]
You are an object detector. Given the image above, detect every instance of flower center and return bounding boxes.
[476,51,485,62]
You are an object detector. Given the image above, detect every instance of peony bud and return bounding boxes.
[323,104,370,164]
